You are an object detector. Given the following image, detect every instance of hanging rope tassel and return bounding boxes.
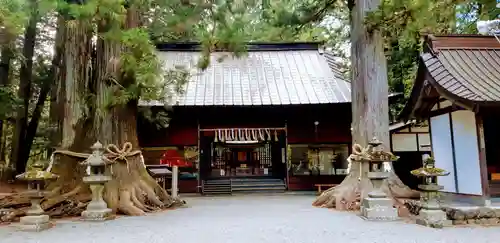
[237,129,242,141]
[251,129,258,141]
[218,129,224,142]
[274,130,278,142]
[230,129,235,141]
[214,130,219,142]
[265,129,271,141]
[244,129,251,141]
[223,129,228,142]
[258,129,265,141]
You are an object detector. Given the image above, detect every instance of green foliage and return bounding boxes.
[138,106,171,129]
[277,0,498,117]
[5,0,495,169]
[363,0,496,115]
[0,0,28,41]
[0,86,17,120]
[119,28,165,102]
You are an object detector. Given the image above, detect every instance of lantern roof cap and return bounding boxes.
[16,160,58,181]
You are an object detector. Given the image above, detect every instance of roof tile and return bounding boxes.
[140,49,351,106]
[421,48,500,102]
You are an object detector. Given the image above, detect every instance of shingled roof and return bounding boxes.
[400,35,500,120]
[139,42,351,107]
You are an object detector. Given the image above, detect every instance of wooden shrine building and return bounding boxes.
[400,35,500,204]
[389,121,431,190]
[137,42,403,194]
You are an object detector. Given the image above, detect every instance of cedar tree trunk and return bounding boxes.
[93,5,175,216]
[11,0,38,174]
[1,3,181,221]
[313,0,418,209]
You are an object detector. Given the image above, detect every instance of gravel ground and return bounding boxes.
[1,194,500,243]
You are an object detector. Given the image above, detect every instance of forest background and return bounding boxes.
[0,0,498,175]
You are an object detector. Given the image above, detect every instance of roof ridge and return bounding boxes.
[156,42,323,52]
[425,34,500,51]
[435,47,500,50]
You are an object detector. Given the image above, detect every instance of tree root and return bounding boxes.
[312,170,420,210]
[0,194,31,209]
[0,146,185,221]
[42,185,82,210]
[137,179,164,207]
[386,173,420,198]
[0,207,26,222]
[130,184,149,212]
[313,174,372,210]
[0,191,91,222]
[47,200,89,218]
[118,186,145,216]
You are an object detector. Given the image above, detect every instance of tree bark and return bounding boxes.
[11,0,39,174]
[48,19,66,153]
[20,17,66,167]
[313,0,418,209]
[50,18,93,195]
[349,1,389,147]
[0,45,13,163]
[94,4,175,215]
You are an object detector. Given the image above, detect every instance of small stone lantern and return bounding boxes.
[16,161,58,231]
[411,155,450,228]
[361,137,399,221]
[80,141,112,221]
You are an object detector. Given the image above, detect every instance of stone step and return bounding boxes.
[232,186,286,192]
[231,183,285,188]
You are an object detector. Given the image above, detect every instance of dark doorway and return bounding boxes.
[199,137,286,180]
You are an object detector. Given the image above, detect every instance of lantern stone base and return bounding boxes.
[416,209,451,228]
[81,208,113,221]
[81,182,113,221]
[361,197,398,221]
[19,215,51,232]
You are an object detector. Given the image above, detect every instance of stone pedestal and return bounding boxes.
[361,171,398,221]
[19,192,52,231]
[81,208,112,221]
[15,162,58,232]
[416,209,450,228]
[81,176,112,221]
[415,184,449,228]
[361,197,398,220]
[19,215,51,232]
[26,196,44,215]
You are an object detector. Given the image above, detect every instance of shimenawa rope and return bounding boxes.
[51,142,141,173]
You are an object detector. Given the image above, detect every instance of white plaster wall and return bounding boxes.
[440,100,453,109]
[418,133,431,151]
[411,126,429,133]
[392,134,418,151]
[430,114,457,193]
[451,110,483,195]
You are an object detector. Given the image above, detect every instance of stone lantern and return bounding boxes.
[361,137,399,221]
[411,155,450,228]
[16,160,58,231]
[80,141,112,221]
